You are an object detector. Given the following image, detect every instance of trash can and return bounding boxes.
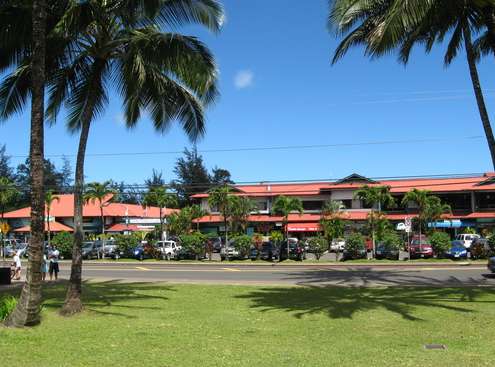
[0,267,11,285]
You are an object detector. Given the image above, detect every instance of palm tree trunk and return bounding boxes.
[100,205,105,259]
[464,26,495,169]
[5,0,47,328]
[47,207,50,249]
[160,208,163,240]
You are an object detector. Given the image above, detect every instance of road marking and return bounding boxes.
[135,266,151,271]
[222,268,241,272]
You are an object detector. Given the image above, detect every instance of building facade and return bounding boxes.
[192,173,495,236]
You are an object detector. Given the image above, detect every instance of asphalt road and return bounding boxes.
[53,262,495,287]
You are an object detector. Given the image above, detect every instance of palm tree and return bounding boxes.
[229,196,258,233]
[320,200,346,260]
[424,196,452,231]
[44,190,60,249]
[208,186,232,247]
[353,185,395,255]
[3,0,47,328]
[84,181,116,237]
[401,189,432,238]
[0,177,19,260]
[272,196,304,257]
[142,186,178,241]
[330,0,495,169]
[190,204,208,232]
[0,0,223,315]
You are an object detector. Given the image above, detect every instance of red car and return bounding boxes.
[408,236,433,259]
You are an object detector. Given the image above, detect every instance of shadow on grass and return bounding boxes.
[34,280,175,318]
[237,286,495,321]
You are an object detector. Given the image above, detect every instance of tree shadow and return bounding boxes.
[237,285,495,321]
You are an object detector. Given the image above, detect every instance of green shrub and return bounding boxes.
[0,296,17,321]
[269,231,283,245]
[345,233,365,255]
[488,235,495,255]
[115,234,141,256]
[308,236,327,260]
[51,231,73,259]
[231,234,252,257]
[471,241,488,259]
[429,232,451,257]
[381,231,402,250]
[179,232,207,260]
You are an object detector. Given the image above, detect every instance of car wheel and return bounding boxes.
[139,254,144,261]
[166,253,171,261]
[220,256,225,261]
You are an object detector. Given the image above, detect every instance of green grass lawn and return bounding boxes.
[1,282,494,367]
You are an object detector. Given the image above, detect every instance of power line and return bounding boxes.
[8,135,484,159]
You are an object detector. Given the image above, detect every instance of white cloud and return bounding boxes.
[114,113,125,125]
[234,70,254,89]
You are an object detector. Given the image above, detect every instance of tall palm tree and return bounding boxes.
[0,177,19,260]
[353,185,395,255]
[4,0,47,328]
[229,196,258,233]
[330,0,495,169]
[142,186,179,241]
[84,181,116,237]
[401,189,432,238]
[271,195,304,258]
[208,185,232,247]
[45,190,60,249]
[424,196,452,231]
[320,200,346,260]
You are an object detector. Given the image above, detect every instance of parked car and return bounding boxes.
[455,233,481,250]
[375,243,399,260]
[341,248,367,261]
[488,257,495,273]
[211,237,223,253]
[156,240,181,260]
[220,240,244,261]
[330,238,345,252]
[408,236,433,259]
[82,241,98,260]
[279,240,305,261]
[132,243,158,261]
[249,242,279,261]
[445,242,468,260]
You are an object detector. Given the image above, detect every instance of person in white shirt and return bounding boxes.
[13,251,21,280]
[49,246,60,281]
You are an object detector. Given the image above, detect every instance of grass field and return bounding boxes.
[1,282,494,367]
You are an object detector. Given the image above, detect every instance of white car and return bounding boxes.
[455,234,481,249]
[156,240,181,260]
[330,239,346,252]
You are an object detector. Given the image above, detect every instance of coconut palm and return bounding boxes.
[401,189,432,237]
[271,196,304,250]
[424,196,452,231]
[353,185,395,254]
[0,177,19,260]
[208,185,232,247]
[84,181,116,237]
[330,0,495,169]
[229,196,258,233]
[320,200,346,259]
[3,0,47,328]
[142,186,178,241]
[190,204,208,232]
[45,190,60,249]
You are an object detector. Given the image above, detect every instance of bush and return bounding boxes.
[0,296,17,321]
[308,237,327,260]
[381,231,402,250]
[51,231,73,259]
[231,234,252,257]
[488,235,495,255]
[429,232,451,257]
[471,241,489,259]
[269,231,283,245]
[115,233,141,257]
[179,232,207,260]
[345,233,365,258]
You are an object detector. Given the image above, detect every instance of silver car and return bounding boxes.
[488,257,495,273]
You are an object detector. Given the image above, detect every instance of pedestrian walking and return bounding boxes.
[12,250,21,280]
[49,246,60,281]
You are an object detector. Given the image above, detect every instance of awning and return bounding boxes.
[287,223,321,232]
[14,221,74,233]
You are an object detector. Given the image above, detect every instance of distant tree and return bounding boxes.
[190,204,208,231]
[0,177,19,259]
[320,200,346,260]
[59,156,73,191]
[401,189,450,235]
[210,167,234,185]
[172,147,211,205]
[229,196,257,233]
[109,181,140,205]
[0,145,13,180]
[142,186,179,240]
[84,181,116,237]
[145,169,166,189]
[45,190,60,249]
[208,186,233,247]
[272,196,303,244]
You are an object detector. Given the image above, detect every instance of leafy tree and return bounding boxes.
[190,204,208,231]
[179,232,207,260]
[354,185,395,255]
[0,177,19,259]
[2,0,48,327]
[210,167,234,186]
[84,181,116,237]
[51,231,73,259]
[0,145,13,180]
[231,234,252,257]
[329,0,495,168]
[115,233,141,258]
[424,196,452,232]
[208,185,233,248]
[380,230,403,251]
[172,147,211,205]
[143,186,178,241]
[344,233,366,259]
[429,232,451,257]
[59,156,73,192]
[272,196,304,242]
[308,236,328,261]
[269,231,284,246]
[320,200,346,259]
[368,212,393,243]
[45,190,60,249]
[229,196,257,233]
[167,205,206,236]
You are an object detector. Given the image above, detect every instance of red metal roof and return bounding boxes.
[4,194,178,219]
[106,224,144,232]
[14,221,74,233]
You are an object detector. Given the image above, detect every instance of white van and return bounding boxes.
[455,234,481,249]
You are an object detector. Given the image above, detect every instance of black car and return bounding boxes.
[279,241,305,261]
[375,243,399,260]
[341,248,367,261]
[81,242,98,260]
[249,242,280,261]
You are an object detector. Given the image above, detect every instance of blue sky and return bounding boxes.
[1,0,495,184]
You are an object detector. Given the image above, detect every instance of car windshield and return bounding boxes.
[82,243,93,249]
[412,240,429,245]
